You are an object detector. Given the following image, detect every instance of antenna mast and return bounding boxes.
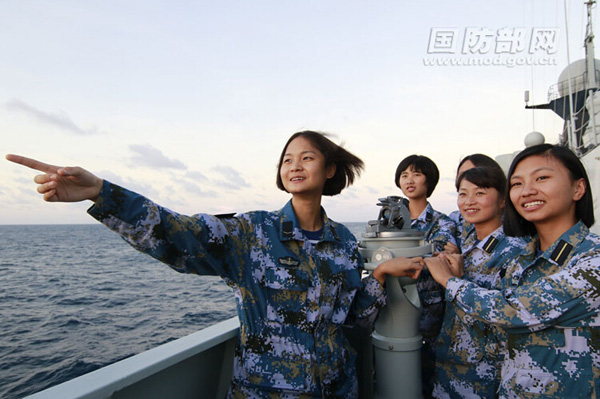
[585,0,598,89]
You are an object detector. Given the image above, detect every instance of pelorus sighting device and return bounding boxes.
[358,196,433,399]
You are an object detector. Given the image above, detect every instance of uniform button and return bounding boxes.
[511,274,520,285]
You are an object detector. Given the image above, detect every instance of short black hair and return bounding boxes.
[394,155,439,198]
[456,166,507,198]
[504,144,594,237]
[456,153,503,185]
[457,153,499,172]
[276,131,364,196]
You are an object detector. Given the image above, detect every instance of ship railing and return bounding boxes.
[560,91,600,156]
[24,317,240,399]
[548,69,600,101]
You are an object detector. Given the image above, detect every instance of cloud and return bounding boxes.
[172,176,217,197]
[98,170,161,199]
[185,170,209,182]
[210,165,250,190]
[6,98,99,135]
[129,144,187,170]
[181,182,218,197]
[440,177,456,183]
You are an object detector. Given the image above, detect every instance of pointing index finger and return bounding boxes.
[6,154,61,174]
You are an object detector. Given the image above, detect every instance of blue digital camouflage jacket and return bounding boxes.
[448,209,476,253]
[409,202,458,397]
[412,203,458,255]
[433,227,526,399]
[410,202,457,336]
[446,221,600,398]
[87,181,386,399]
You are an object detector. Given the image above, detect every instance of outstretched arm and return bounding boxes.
[6,154,103,202]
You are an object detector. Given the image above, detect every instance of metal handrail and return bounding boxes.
[548,69,600,101]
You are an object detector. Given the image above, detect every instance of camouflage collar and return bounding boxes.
[413,202,434,223]
[279,200,341,243]
[474,226,504,254]
[522,221,589,266]
[460,224,478,249]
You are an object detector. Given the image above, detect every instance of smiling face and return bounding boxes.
[279,136,335,198]
[458,179,503,235]
[509,154,585,232]
[398,166,428,200]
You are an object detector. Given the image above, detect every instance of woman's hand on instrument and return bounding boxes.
[424,255,457,288]
[373,257,425,286]
[441,253,464,278]
[442,241,460,255]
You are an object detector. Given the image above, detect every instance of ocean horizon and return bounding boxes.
[0,222,367,399]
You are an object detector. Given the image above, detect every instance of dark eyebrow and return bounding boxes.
[510,166,554,181]
[284,150,318,157]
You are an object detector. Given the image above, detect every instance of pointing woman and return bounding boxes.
[7,131,421,399]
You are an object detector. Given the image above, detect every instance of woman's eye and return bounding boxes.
[510,181,521,188]
[536,175,549,181]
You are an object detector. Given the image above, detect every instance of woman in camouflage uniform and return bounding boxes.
[426,144,600,398]
[394,154,458,398]
[6,131,422,399]
[447,153,506,253]
[432,166,525,398]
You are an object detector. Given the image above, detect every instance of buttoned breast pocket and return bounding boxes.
[264,264,309,325]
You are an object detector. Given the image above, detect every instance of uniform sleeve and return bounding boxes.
[429,214,458,252]
[333,235,386,328]
[446,251,600,331]
[87,180,247,285]
[348,274,387,327]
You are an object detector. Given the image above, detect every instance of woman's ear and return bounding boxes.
[573,178,586,201]
[326,164,336,179]
[499,197,506,210]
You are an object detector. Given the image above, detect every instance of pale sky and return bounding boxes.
[1,0,595,224]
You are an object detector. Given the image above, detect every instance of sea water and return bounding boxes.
[0,222,366,399]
